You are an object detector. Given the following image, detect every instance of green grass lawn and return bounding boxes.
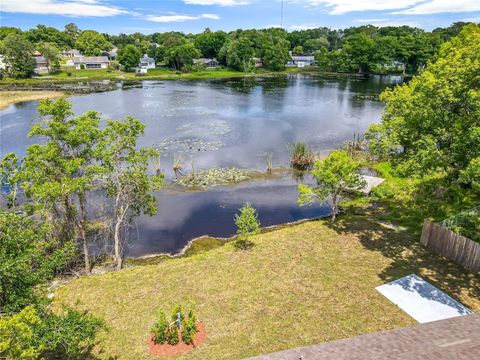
[54,215,480,359]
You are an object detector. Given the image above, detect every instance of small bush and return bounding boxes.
[234,239,254,251]
[151,311,168,344]
[234,203,260,251]
[182,308,198,344]
[66,71,72,77]
[165,325,179,345]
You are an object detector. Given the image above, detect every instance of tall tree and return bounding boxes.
[366,24,480,183]
[298,150,365,222]
[23,98,103,273]
[98,117,163,270]
[75,30,112,56]
[226,36,254,72]
[117,44,141,71]
[0,34,35,79]
[38,42,61,73]
[165,43,200,70]
[194,29,227,58]
[64,22,81,46]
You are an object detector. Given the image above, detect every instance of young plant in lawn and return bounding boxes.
[234,203,261,250]
[151,311,168,345]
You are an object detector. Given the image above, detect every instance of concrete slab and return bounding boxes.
[376,274,473,323]
[359,175,385,194]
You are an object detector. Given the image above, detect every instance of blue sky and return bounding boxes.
[1,0,479,34]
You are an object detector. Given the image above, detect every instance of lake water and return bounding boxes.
[0,74,403,256]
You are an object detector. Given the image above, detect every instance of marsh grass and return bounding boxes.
[289,142,316,170]
[265,152,273,174]
[173,153,184,178]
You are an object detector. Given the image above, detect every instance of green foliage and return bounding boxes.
[182,309,198,345]
[75,30,112,56]
[151,311,168,345]
[234,203,260,250]
[117,44,141,71]
[165,325,179,346]
[262,35,290,71]
[166,43,201,70]
[226,37,255,72]
[0,34,35,79]
[25,24,72,50]
[38,307,104,359]
[195,29,227,58]
[298,150,365,222]
[366,24,480,183]
[38,42,61,73]
[0,210,75,314]
[0,305,103,360]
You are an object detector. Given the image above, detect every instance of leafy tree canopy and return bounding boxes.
[366,24,480,188]
[75,30,112,56]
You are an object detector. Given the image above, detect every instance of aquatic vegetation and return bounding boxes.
[173,153,184,178]
[176,167,249,188]
[265,152,273,174]
[154,138,223,154]
[176,120,231,136]
[289,142,315,170]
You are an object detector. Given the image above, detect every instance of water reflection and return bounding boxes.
[0,74,401,256]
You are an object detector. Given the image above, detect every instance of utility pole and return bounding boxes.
[280,0,284,29]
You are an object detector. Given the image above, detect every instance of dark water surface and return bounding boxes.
[0,74,402,256]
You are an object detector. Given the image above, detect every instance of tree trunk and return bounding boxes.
[331,193,338,223]
[114,214,123,270]
[78,196,90,273]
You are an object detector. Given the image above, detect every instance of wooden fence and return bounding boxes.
[420,220,480,272]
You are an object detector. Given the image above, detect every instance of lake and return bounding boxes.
[0,74,403,256]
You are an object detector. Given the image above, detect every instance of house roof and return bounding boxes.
[73,56,109,64]
[35,56,47,66]
[291,55,315,61]
[193,58,219,64]
[248,314,480,360]
[140,54,155,63]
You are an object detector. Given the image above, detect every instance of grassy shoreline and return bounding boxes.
[0,67,369,89]
[0,90,65,110]
[54,214,480,359]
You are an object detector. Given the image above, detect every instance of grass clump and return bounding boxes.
[289,142,315,170]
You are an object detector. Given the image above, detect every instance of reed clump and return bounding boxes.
[289,142,315,170]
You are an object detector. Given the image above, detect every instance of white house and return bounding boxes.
[193,58,220,68]
[286,52,315,68]
[138,54,155,69]
[73,56,109,69]
[61,49,81,58]
[0,55,6,70]
[34,56,49,74]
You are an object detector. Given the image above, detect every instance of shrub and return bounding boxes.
[182,309,198,345]
[151,311,168,345]
[289,142,315,170]
[165,325,179,346]
[234,203,261,251]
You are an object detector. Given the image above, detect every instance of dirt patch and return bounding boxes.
[148,321,206,357]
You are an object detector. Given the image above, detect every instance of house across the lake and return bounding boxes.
[138,54,156,70]
[73,56,109,69]
[193,58,220,68]
[286,52,315,68]
[34,56,48,74]
[61,49,81,58]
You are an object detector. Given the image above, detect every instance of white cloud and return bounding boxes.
[146,13,220,23]
[355,18,421,27]
[304,0,424,15]
[0,0,127,17]
[183,0,250,5]
[393,0,480,15]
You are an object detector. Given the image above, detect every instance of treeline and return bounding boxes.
[0,21,476,78]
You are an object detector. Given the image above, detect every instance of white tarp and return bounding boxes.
[376,274,473,323]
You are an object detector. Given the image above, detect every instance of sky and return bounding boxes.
[0,0,479,34]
